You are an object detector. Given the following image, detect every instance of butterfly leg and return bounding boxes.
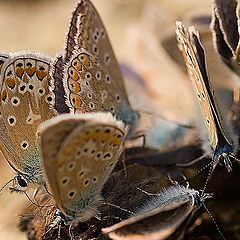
[104,202,135,215]
[223,155,233,172]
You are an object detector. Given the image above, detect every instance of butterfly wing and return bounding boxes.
[0,52,9,75]
[50,55,70,114]
[53,0,138,129]
[102,199,195,240]
[212,0,240,75]
[41,112,127,222]
[176,22,235,158]
[0,51,56,183]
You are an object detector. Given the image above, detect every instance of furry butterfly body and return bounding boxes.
[102,185,211,240]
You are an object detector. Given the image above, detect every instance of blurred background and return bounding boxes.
[0,0,234,239]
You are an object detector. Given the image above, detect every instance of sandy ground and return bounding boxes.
[0,0,212,239]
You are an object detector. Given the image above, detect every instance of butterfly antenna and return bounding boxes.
[202,201,226,240]
[201,163,213,196]
[104,202,135,215]
[0,178,14,193]
[69,223,74,240]
[57,222,61,240]
[181,157,215,185]
[137,109,193,129]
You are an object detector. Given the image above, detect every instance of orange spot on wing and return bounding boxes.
[70,93,82,109]
[36,69,47,80]
[72,58,83,72]
[68,79,81,93]
[26,66,36,76]
[15,67,24,78]
[6,77,16,89]
[68,67,79,81]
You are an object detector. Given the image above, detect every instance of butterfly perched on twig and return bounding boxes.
[176,21,239,172]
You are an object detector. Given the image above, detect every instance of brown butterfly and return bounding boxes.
[0,51,57,192]
[176,21,239,172]
[50,0,138,133]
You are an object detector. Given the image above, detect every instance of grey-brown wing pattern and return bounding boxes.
[0,51,57,190]
[176,22,237,171]
[51,0,138,131]
[41,112,127,222]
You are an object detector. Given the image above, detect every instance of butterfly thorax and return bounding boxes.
[116,102,139,134]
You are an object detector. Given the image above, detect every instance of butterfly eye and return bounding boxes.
[16,175,28,189]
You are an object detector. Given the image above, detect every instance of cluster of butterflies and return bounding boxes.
[0,0,239,239]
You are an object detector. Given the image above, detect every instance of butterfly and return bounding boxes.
[40,112,127,223]
[102,185,212,240]
[212,0,240,75]
[175,21,239,172]
[51,0,138,133]
[0,51,57,192]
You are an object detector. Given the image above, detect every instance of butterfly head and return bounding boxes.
[214,143,237,172]
[195,190,213,208]
[9,174,29,193]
